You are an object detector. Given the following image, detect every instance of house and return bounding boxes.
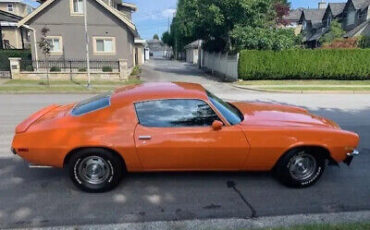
[0,9,30,49]
[17,0,141,69]
[299,8,328,47]
[147,39,172,59]
[283,9,303,35]
[342,0,370,37]
[327,2,346,20]
[0,0,33,49]
[184,40,201,65]
[0,0,33,17]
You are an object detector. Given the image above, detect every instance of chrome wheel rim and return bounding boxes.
[78,156,110,184]
[289,152,317,181]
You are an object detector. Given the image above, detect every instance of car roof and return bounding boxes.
[111,82,209,105]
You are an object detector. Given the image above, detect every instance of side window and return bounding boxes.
[135,99,220,127]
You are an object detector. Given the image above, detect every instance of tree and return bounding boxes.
[319,20,346,45]
[153,34,159,40]
[168,0,297,54]
[38,27,52,86]
[274,1,290,25]
[161,31,173,47]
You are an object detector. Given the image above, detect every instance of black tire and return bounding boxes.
[274,148,325,188]
[68,148,124,193]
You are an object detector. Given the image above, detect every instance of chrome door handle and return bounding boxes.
[138,135,151,140]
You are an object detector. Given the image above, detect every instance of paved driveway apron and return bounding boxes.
[0,59,369,228]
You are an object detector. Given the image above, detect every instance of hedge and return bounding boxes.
[0,49,31,71]
[238,49,370,80]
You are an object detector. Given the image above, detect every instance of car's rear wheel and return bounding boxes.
[274,148,325,188]
[68,148,124,192]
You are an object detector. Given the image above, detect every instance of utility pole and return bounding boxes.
[0,22,3,49]
[83,0,91,88]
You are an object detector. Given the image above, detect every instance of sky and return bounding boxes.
[23,0,347,40]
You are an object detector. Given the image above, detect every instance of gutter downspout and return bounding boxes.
[19,25,39,70]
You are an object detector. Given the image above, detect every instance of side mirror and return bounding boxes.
[212,120,223,130]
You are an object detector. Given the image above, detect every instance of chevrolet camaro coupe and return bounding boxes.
[12,82,359,192]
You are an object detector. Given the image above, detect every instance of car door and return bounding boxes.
[133,99,250,170]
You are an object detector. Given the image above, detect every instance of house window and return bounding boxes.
[347,10,356,26]
[302,21,307,30]
[71,0,84,15]
[7,3,13,12]
[93,37,116,54]
[46,36,63,54]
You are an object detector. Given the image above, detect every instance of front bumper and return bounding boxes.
[343,149,359,166]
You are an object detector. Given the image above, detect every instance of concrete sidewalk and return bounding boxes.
[15,211,370,230]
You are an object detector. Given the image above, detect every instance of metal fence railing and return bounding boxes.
[20,60,120,73]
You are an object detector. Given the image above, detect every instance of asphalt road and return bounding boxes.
[0,59,369,228]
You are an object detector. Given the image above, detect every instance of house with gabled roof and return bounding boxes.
[17,0,142,68]
[328,2,346,20]
[0,0,33,49]
[299,8,328,47]
[342,0,370,37]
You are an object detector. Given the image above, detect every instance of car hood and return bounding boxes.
[232,102,340,129]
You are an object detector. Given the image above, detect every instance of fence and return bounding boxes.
[20,60,120,73]
[200,51,238,81]
[9,58,131,81]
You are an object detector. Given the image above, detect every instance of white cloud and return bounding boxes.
[161,8,176,18]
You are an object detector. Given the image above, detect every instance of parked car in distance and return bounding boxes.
[12,82,359,192]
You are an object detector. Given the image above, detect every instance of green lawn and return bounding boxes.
[259,222,370,230]
[0,79,141,93]
[236,80,370,92]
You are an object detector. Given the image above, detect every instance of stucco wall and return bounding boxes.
[0,2,29,17]
[1,27,26,49]
[28,0,135,67]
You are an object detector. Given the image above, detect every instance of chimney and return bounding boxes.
[318,1,327,9]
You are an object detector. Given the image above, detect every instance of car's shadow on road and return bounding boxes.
[1,148,369,229]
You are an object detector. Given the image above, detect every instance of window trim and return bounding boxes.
[70,0,84,16]
[133,98,224,128]
[7,3,14,12]
[93,36,116,55]
[46,36,63,55]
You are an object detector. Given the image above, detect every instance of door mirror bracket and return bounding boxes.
[212,120,223,130]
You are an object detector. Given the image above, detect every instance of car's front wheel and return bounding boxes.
[274,148,325,188]
[68,148,124,192]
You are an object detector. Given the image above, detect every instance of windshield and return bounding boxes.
[206,90,243,125]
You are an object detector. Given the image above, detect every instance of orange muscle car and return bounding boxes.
[12,82,359,192]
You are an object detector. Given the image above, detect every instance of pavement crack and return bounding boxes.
[227,180,257,218]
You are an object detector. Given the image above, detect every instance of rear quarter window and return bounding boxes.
[71,92,111,116]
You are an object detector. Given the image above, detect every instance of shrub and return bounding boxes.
[102,66,112,72]
[238,49,370,80]
[358,36,370,49]
[78,67,86,72]
[130,65,141,76]
[0,49,31,71]
[321,38,358,49]
[50,66,61,72]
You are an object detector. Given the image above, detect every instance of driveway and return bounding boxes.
[0,59,369,228]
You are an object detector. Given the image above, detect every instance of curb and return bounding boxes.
[232,83,370,94]
[13,210,370,230]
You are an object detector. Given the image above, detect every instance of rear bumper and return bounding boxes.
[343,149,359,166]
